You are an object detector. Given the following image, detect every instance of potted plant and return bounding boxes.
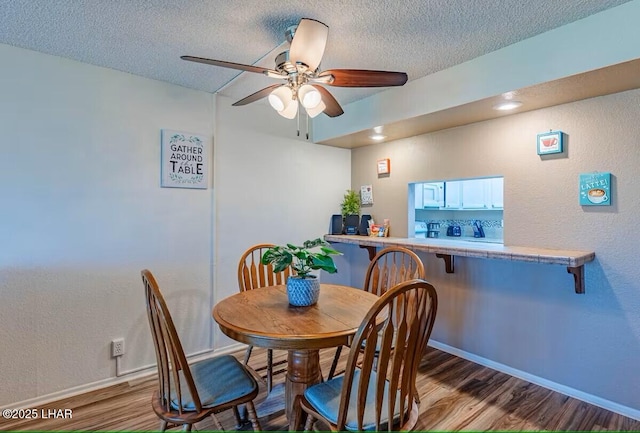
[261,238,342,306]
[341,189,361,234]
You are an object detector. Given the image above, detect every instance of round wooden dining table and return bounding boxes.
[212,283,379,424]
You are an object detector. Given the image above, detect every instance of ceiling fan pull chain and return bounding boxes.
[306,112,310,140]
[296,103,300,137]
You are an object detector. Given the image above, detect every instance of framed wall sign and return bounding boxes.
[161,130,209,189]
[377,158,390,175]
[537,130,564,155]
[360,185,373,205]
[579,172,611,206]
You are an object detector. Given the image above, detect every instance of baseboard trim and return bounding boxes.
[429,339,640,422]
[4,343,246,410]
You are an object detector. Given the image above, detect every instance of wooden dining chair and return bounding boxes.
[363,246,426,297]
[327,246,425,380]
[293,279,438,431]
[142,269,262,432]
[237,243,293,392]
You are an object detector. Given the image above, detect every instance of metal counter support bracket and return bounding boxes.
[567,266,585,294]
[359,245,377,261]
[435,254,455,273]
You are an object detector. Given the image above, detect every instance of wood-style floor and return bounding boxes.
[2,346,639,431]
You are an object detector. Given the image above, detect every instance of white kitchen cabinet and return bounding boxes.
[444,181,462,209]
[444,177,503,209]
[490,177,504,209]
[461,178,490,209]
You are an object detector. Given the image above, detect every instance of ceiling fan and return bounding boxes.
[181,18,408,119]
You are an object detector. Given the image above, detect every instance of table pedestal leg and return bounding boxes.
[285,349,321,423]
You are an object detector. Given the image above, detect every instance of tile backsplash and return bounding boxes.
[420,219,503,239]
[415,209,504,241]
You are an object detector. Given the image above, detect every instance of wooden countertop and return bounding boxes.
[324,235,594,266]
[324,235,595,294]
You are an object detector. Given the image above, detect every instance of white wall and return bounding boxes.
[0,43,215,405]
[0,43,352,407]
[347,89,640,416]
[212,95,352,348]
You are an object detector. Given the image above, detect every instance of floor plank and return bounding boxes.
[1,346,638,431]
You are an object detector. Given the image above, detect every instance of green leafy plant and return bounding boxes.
[340,189,361,217]
[261,238,342,279]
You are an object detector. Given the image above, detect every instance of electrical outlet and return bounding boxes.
[111,338,125,357]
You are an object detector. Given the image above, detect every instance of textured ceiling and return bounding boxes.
[0,0,631,108]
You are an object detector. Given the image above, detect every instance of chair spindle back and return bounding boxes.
[365,247,425,296]
[337,279,438,431]
[237,243,292,291]
[142,269,202,415]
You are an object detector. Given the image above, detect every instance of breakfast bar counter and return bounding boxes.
[324,234,595,294]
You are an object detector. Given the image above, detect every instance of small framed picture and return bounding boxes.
[377,158,390,175]
[360,185,373,205]
[537,130,564,155]
[161,129,209,188]
[579,172,611,206]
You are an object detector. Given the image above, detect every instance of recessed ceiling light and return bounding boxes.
[493,101,523,111]
[370,134,387,141]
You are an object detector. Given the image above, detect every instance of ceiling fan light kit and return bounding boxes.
[181,18,408,122]
[298,84,322,109]
[268,86,299,119]
[279,99,299,119]
[306,100,326,118]
[268,85,290,111]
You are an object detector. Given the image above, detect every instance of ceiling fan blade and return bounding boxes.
[289,18,329,71]
[181,55,284,76]
[311,85,344,117]
[318,69,408,87]
[232,84,283,106]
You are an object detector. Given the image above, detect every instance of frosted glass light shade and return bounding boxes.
[305,100,326,118]
[268,86,293,111]
[278,99,299,119]
[298,84,322,109]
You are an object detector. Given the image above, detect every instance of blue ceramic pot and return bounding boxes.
[286,276,320,306]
